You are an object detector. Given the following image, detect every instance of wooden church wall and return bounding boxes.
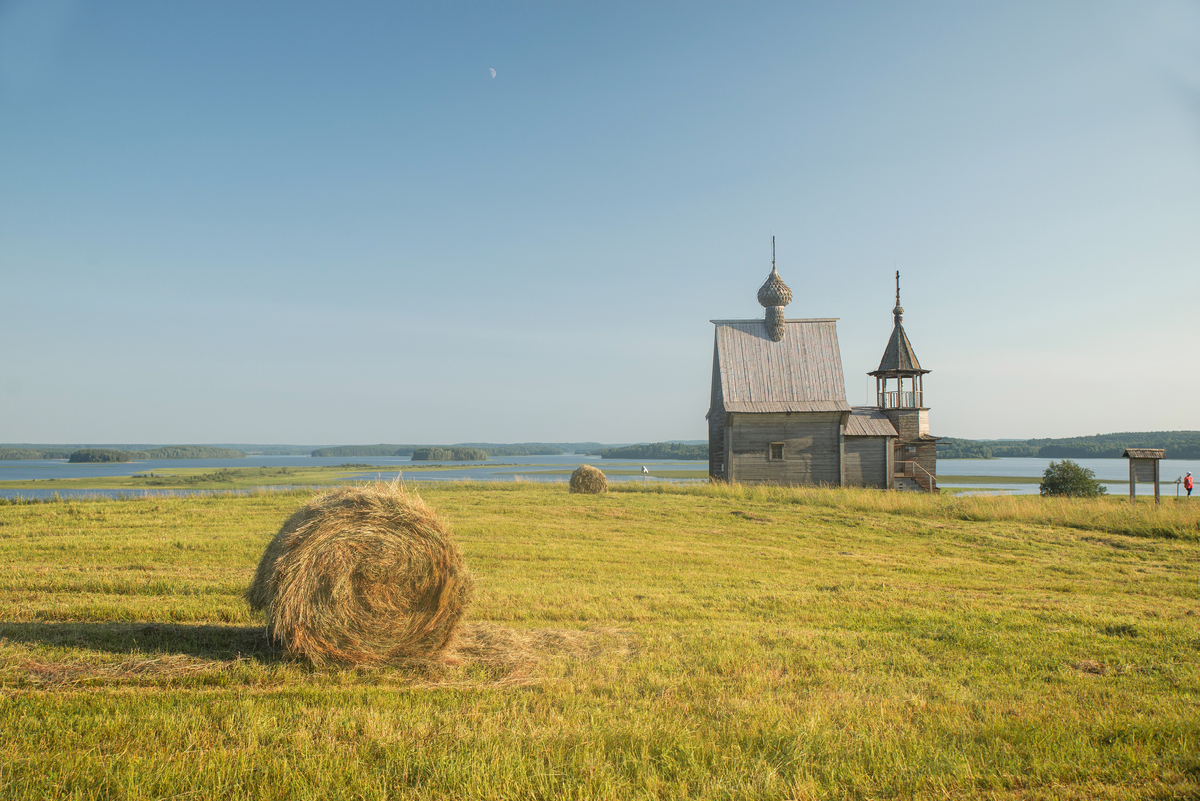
[708,415,726,479]
[844,437,890,488]
[727,412,842,485]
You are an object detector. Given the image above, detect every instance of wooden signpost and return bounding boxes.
[1123,448,1164,504]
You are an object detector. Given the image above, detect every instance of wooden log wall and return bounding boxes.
[708,343,726,480]
[727,412,843,485]
[844,437,890,488]
[883,408,929,441]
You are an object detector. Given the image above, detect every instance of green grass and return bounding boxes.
[1,483,1199,799]
[938,475,1181,487]
[936,474,1043,484]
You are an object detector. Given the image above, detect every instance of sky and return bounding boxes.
[2,1,1198,445]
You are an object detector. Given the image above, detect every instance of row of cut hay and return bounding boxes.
[243,466,614,668]
[439,622,637,686]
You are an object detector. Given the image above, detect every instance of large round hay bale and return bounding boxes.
[569,464,607,494]
[245,484,472,666]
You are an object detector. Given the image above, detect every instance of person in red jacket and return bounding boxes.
[1186,472,1193,497]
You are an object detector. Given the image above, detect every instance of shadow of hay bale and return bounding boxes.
[0,620,636,688]
[0,621,275,660]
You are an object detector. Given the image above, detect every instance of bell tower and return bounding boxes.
[869,272,938,490]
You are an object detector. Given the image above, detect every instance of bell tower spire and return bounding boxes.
[870,270,926,407]
[869,271,938,491]
[894,270,902,320]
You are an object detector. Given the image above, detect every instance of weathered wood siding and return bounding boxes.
[1130,459,1158,483]
[727,412,842,485]
[883,408,928,441]
[895,440,938,490]
[708,339,726,480]
[844,437,890,488]
[709,417,726,480]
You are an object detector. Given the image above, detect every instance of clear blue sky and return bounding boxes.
[2,1,1197,444]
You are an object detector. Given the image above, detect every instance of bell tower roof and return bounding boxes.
[869,271,929,377]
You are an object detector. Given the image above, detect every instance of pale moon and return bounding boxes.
[489,68,496,78]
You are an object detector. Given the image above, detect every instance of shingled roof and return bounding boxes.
[709,319,852,414]
[845,407,898,437]
[869,272,928,377]
[870,320,927,375]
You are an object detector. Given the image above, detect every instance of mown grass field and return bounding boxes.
[1,483,1198,800]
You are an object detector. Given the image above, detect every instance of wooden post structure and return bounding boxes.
[1123,449,1165,504]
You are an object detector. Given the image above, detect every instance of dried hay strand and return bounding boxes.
[245,483,473,667]
[569,464,608,494]
[430,622,638,687]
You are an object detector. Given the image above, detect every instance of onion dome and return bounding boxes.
[757,266,792,309]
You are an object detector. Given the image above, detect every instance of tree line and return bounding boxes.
[596,442,708,460]
[938,431,1200,460]
[66,446,245,463]
[4,446,245,461]
[311,444,567,458]
[410,447,488,461]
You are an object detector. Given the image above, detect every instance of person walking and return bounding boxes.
[1185,471,1193,497]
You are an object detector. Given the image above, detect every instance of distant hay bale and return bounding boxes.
[245,483,472,666]
[569,464,607,494]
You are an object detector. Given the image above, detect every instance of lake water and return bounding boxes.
[0,454,1194,499]
[938,457,1196,496]
[0,453,707,499]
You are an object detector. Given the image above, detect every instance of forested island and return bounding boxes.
[410,447,488,461]
[597,442,708,460]
[3,445,245,461]
[68,449,134,463]
[310,444,571,458]
[0,448,74,460]
[938,431,1200,459]
[139,446,245,459]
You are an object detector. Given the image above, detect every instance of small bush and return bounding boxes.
[570,464,608,494]
[1040,459,1107,498]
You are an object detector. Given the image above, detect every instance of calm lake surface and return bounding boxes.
[0,454,1194,499]
[938,457,1196,496]
[0,453,704,499]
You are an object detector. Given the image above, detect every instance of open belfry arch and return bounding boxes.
[707,247,938,491]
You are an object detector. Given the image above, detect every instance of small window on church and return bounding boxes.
[769,443,784,460]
